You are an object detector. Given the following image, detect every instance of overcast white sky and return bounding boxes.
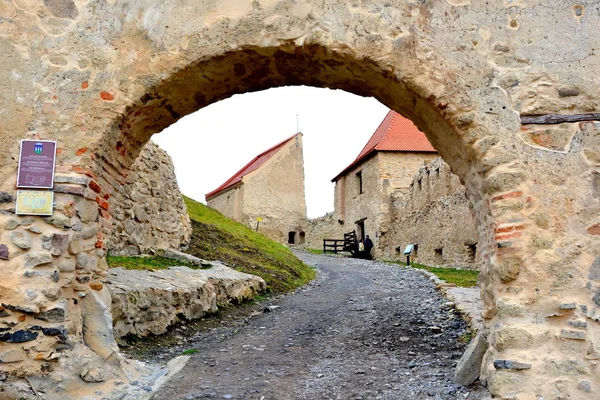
[153,86,389,218]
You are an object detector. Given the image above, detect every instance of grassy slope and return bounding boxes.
[183,196,315,293]
[388,261,479,287]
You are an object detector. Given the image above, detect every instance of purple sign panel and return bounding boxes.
[17,140,57,189]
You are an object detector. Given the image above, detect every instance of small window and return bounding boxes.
[417,179,422,191]
[288,231,296,244]
[466,243,477,262]
[356,171,363,194]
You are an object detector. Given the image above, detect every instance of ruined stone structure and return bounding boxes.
[106,141,192,256]
[381,157,479,269]
[206,133,307,245]
[0,1,599,398]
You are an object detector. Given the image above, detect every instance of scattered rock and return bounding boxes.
[81,225,98,240]
[28,226,43,234]
[558,87,580,97]
[35,304,66,323]
[41,326,66,337]
[0,330,39,343]
[57,258,76,272]
[76,198,99,223]
[560,329,586,340]
[24,252,53,268]
[455,331,487,386]
[0,348,26,362]
[493,359,532,370]
[4,218,20,230]
[11,230,32,249]
[20,217,34,226]
[589,257,600,280]
[578,380,591,393]
[558,303,576,310]
[81,366,108,383]
[76,252,89,269]
[68,232,83,254]
[42,287,62,301]
[0,244,9,260]
[48,233,70,256]
[0,192,14,204]
[157,248,205,267]
[45,214,72,230]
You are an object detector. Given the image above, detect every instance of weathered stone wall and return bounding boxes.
[303,213,344,250]
[106,141,192,255]
[376,152,440,239]
[0,1,599,398]
[381,158,479,269]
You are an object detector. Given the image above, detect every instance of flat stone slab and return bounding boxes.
[107,261,266,339]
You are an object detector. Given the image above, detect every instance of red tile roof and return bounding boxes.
[206,133,301,200]
[332,110,437,181]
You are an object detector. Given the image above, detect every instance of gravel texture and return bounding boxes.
[151,251,490,400]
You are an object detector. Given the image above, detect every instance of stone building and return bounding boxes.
[206,133,307,244]
[307,110,439,256]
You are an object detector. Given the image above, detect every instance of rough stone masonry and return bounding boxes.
[0,1,599,399]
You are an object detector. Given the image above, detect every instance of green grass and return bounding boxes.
[182,349,199,355]
[107,255,197,270]
[389,261,479,287]
[183,195,315,293]
[305,248,325,254]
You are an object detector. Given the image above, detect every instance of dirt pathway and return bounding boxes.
[152,252,489,400]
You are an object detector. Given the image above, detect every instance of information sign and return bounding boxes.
[16,140,57,189]
[15,190,54,216]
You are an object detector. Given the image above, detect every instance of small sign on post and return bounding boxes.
[16,140,57,189]
[256,217,262,232]
[15,190,54,216]
[403,244,415,266]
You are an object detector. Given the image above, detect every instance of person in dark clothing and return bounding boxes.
[364,235,374,259]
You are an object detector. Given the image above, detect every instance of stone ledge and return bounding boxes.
[107,261,267,339]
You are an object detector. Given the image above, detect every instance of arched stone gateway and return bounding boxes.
[0,1,598,398]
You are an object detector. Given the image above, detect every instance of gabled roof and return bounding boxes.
[332,110,436,182]
[206,132,301,200]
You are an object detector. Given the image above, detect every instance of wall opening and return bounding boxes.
[298,231,306,245]
[466,243,477,262]
[356,219,366,241]
[434,247,444,265]
[288,231,296,244]
[356,170,363,194]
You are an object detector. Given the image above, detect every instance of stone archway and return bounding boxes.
[0,1,598,399]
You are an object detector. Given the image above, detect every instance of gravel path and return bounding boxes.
[152,251,489,400]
